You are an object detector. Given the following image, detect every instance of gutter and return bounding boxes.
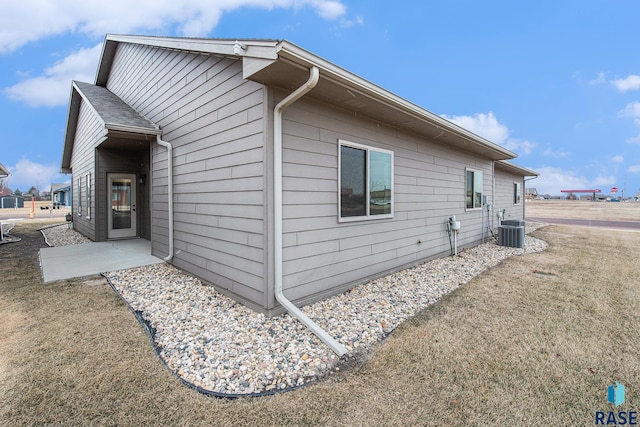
[273,66,348,357]
[156,135,174,262]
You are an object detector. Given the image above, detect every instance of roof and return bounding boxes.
[0,162,9,178]
[61,81,161,172]
[62,34,533,173]
[495,160,538,177]
[51,183,71,192]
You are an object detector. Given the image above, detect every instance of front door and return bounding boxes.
[107,173,137,239]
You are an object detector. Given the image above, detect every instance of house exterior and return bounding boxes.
[494,160,538,223]
[51,183,71,207]
[61,34,537,319]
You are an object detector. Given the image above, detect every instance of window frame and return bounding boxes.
[514,181,522,205]
[465,168,484,210]
[86,173,91,219]
[338,139,394,222]
[77,176,82,216]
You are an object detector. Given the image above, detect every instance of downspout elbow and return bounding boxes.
[156,135,174,263]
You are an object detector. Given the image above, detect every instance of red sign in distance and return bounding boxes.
[611,187,618,193]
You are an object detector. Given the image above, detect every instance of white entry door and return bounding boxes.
[107,173,137,239]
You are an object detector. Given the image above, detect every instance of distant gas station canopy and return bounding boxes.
[560,189,602,193]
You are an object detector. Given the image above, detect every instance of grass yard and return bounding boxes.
[1,217,639,425]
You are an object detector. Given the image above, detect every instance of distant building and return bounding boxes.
[525,187,538,200]
[0,195,24,209]
[51,183,71,207]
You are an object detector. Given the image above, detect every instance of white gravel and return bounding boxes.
[40,223,92,246]
[96,222,549,396]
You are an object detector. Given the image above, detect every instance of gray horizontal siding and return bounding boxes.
[69,101,105,241]
[280,95,494,304]
[106,42,268,308]
[494,168,524,221]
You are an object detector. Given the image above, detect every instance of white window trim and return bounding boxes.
[514,181,522,205]
[77,176,82,217]
[86,173,91,219]
[338,139,394,222]
[465,168,484,211]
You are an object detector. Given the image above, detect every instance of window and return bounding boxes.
[77,176,82,216]
[514,182,521,205]
[339,140,393,221]
[465,169,483,209]
[86,173,91,219]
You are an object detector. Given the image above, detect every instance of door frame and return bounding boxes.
[107,173,137,239]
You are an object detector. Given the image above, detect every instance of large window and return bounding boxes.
[514,181,521,205]
[465,168,483,209]
[339,140,393,221]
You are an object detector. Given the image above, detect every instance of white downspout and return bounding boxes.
[156,135,174,262]
[274,66,348,357]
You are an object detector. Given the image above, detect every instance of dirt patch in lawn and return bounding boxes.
[1,220,639,425]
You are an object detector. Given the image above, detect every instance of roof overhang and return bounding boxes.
[495,160,538,177]
[93,35,517,161]
[61,80,161,173]
[0,162,9,178]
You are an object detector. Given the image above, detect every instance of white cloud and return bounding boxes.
[543,148,571,158]
[5,158,67,192]
[5,44,102,107]
[312,0,346,19]
[2,1,353,107]
[627,165,640,174]
[612,74,640,92]
[627,133,640,144]
[531,166,616,196]
[612,155,624,163]
[589,72,607,86]
[620,102,640,126]
[0,0,349,53]
[442,111,535,155]
[590,175,616,187]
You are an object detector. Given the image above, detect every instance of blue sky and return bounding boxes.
[2,1,640,197]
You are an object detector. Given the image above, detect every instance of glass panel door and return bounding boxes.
[108,173,137,239]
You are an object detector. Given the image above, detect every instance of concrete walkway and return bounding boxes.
[39,239,164,283]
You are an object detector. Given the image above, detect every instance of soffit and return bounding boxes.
[248,59,514,160]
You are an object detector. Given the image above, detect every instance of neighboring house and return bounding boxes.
[51,183,72,207]
[61,35,537,324]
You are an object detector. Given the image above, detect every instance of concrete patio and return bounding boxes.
[39,239,163,283]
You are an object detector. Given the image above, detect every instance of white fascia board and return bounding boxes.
[105,123,162,136]
[495,160,539,177]
[105,34,279,59]
[275,40,516,160]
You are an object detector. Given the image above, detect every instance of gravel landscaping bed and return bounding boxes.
[93,222,549,397]
[40,223,92,246]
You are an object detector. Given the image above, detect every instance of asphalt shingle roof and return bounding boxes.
[73,81,158,133]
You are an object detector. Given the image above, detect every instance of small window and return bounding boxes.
[77,176,82,216]
[86,173,91,219]
[465,169,483,209]
[339,140,393,221]
[514,182,521,205]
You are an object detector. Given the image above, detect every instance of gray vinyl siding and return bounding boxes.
[280,95,494,304]
[106,42,268,308]
[69,101,104,241]
[494,168,525,221]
